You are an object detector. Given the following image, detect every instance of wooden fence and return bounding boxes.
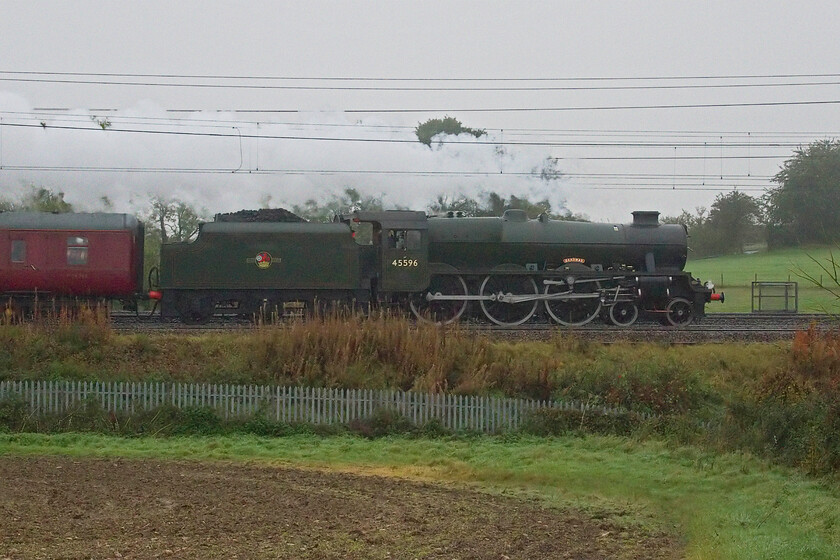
[0,380,635,434]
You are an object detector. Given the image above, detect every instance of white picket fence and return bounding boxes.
[0,380,635,433]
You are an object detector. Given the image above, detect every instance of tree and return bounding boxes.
[27,188,74,213]
[147,198,203,244]
[663,197,764,257]
[506,195,554,218]
[142,198,205,289]
[415,116,485,147]
[0,186,74,213]
[766,139,840,247]
[473,193,554,218]
[292,188,384,222]
[427,191,584,220]
[427,194,484,216]
[707,191,762,254]
[662,207,716,257]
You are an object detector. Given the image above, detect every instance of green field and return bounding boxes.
[2,432,838,560]
[687,246,840,313]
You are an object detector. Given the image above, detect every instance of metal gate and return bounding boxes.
[751,281,798,313]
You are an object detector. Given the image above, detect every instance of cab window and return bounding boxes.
[387,230,421,250]
[67,236,89,265]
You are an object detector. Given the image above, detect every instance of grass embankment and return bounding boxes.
[2,314,840,474]
[0,314,780,408]
[2,432,838,560]
[688,246,840,313]
[3,314,840,557]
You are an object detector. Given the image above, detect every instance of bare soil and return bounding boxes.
[0,456,681,559]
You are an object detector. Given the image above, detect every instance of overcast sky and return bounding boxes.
[1,1,839,221]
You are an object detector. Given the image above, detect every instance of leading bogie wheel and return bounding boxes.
[665,297,694,327]
[410,275,469,325]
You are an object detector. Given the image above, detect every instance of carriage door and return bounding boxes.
[381,227,428,292]
[6,232,46,291]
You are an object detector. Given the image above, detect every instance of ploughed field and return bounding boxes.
[0,456,680,560]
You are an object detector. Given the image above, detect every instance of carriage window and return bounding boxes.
[67,236,89,265]
[387,230,421,250]
[11,240,25,263]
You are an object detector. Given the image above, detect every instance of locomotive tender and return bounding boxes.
[158,208,721,326]
[1,208,721,326]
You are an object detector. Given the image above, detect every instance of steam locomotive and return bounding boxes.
[1,208,722,326]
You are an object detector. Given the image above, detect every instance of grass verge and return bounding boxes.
[1,432,837,560]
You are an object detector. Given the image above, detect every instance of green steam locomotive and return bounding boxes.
[157,209,722,326]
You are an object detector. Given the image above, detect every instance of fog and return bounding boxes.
[4,2,840,222]
[0,94,574,219]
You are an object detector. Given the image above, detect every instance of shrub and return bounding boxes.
[0,394,29,432]
[790,325,840,387]
[174,406,223,435]
[239,415,295,437]
[415,418,452,438]
[553,361,710,415]
[732,397,840,476]
[349,407,413,438]
[522,407,644,437]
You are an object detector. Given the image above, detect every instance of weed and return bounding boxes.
[175,406,223,435]
[349,407,413,438]
[522,407,645,437]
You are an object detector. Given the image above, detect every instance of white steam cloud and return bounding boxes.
[0,93,572,219]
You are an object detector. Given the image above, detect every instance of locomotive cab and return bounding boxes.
[340,211,430,295]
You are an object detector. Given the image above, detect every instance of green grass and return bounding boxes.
[688,246,840,313]
[2,432,838,560]
[698,285,831,314]
[0,321,789,410]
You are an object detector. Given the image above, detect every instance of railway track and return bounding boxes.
[472,313,835,343]
[108,311,836,343]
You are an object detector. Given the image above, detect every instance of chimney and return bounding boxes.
[632,211,660,227]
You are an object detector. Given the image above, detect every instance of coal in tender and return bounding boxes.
[214,208,307,223]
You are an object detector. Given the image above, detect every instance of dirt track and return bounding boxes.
[0,457,681,559]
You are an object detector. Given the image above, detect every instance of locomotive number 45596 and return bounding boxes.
[391,259,419,267]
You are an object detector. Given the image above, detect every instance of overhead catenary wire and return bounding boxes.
[0,164,772,177]
[14,100,840,114]
[0,164,769,190]
[10,71,840,79]
[0,121,814,151]
[2,71,829,207]
[194,99,840,114]
[6,75,840,92]
[2,74,825,194]
[5,110,840,142]
[5,69,840,81]
[0,162,774,181]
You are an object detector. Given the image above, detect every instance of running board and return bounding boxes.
[427,292,601,304]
